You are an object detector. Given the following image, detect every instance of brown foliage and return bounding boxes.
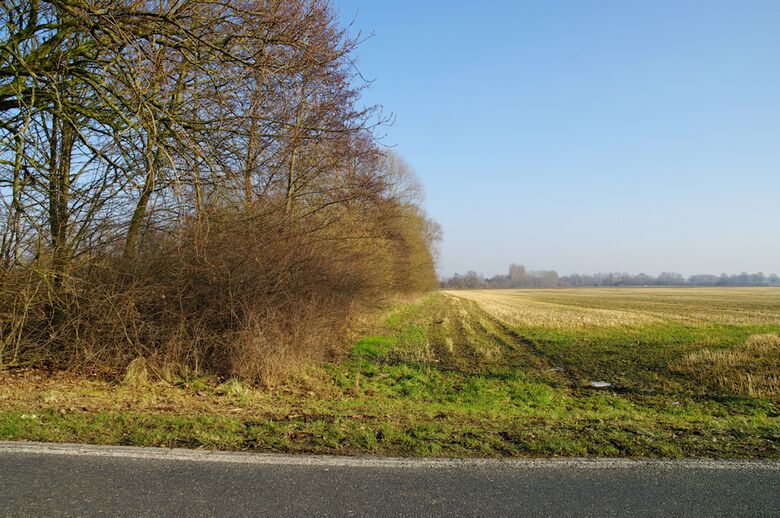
[0,1,439,383]
[0,197,438,383]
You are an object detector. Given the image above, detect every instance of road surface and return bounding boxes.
[1,442,778,516]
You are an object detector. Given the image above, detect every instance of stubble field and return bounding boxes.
[448,288,780,398]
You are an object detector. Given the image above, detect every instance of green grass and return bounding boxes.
[1,289,778,458]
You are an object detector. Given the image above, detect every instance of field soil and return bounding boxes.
[1,288,778,458]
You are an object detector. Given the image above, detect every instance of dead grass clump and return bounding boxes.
[123,358,151,386]
[673,334,780,398]
[217,379,251,399]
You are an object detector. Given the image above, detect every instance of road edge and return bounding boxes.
[2,441,779,470]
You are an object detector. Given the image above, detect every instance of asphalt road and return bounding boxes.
[1,442,778,517]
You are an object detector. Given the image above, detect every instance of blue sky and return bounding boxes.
[337,1,780,277]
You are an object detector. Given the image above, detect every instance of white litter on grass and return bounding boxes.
[589,381,612,388]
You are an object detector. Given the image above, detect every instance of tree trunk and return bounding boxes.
[124,167,155,261]
[49,118,73,288]
[124,137,157,261]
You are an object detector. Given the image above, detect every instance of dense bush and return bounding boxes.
[0,1,438,382]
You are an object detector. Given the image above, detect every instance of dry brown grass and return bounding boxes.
[445,288,780,328]
[672,334,780,398]
[444,290,658,329]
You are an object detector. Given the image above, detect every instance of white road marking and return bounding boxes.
[1,441,778,470]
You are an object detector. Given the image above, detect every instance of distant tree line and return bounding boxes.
[442,264,780,289]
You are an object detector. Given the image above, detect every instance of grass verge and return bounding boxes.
[1,290,778,458]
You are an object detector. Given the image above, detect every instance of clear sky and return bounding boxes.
[337,0,780,277]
